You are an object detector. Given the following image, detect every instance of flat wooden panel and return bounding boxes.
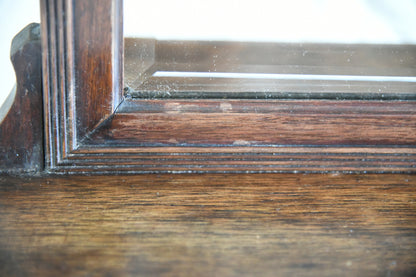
[92,100,416,146]
[1,174,415,276]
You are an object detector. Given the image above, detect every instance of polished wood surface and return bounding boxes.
[41,0,123,166]
[73,0,117,138]
[101,99,416,146]
[39,0,416,173]
[1,174,415,276]
[79,98,416,173]
[0,23,43,173]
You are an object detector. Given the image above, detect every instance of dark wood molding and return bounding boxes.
[39,0,416,174]
[41,0,123,168]
[0,23,43,174]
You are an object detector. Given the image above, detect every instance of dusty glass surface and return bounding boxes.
[123,0,416,99]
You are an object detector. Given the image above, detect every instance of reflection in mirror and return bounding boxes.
[124,0,416,100]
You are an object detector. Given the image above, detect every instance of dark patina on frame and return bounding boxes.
[40,0,416,173]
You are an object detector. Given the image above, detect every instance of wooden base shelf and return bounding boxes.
[1,173,415,276]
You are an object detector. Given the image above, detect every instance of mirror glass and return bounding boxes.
[124,0,416,100]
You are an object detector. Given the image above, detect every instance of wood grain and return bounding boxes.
[99,99,416,146]
[62,98,416,173]
[0,174,415,276]
[0,23,43,173]
[41,0,122,166]
[73,0,121,137]
[41,0,416,173]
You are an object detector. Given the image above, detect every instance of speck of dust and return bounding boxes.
[168,138,179,144]
[233,140,251,146]
[389,260,397,269]
[219,102,232,112]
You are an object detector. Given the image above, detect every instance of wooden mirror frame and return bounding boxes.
[40,0,416,173]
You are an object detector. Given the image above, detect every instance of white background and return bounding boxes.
[1,0,416,107]
[0,0,40,107]
[125,0,416,43]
